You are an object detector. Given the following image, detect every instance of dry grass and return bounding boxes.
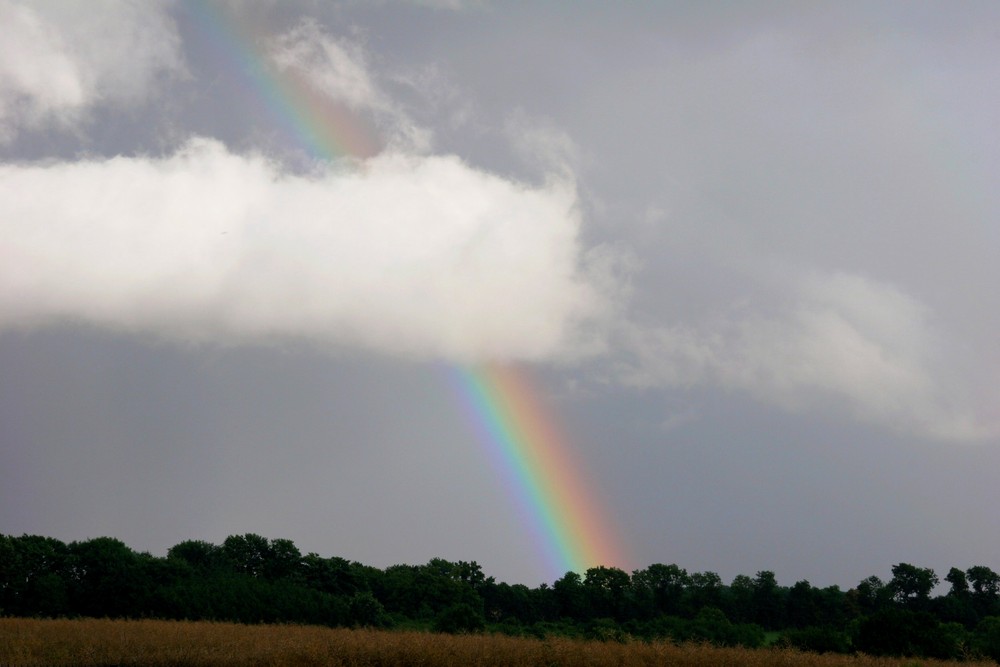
[0,617,992,667]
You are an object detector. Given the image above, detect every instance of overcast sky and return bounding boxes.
[2,0,999,588]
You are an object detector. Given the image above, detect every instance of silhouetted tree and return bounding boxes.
[750,570,785,629]
[939,567,977,627]
[973,615,1000,662]
[688,570,724,613]
[553,571,588,619]
[348,591,389,627]
[786,580,820,629]
[433,602,485,634]
[4,529,1000,658]
[584,566,630,620]
[0,535,72,617]
[222,534,271,578]
[968,565,1000,618]
[889,563,938,611]
[300,553,359,597]
[167,540,223,571]
[728,574,755,623]
[69,537,141,618]
[265,538,302,580]
[850,575,890,616]
[631,563,689,617]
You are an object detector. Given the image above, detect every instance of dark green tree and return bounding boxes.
[483,581,539,624]
[688,571,724,613]
[973,616,1000,662]
[348,591,389,627]
[553,571,588,620]
[685,606,765,648]
[889,563,938,610]
[376,560,481,620]
[531,582,561,622]
[69,537,142,618]
[453,560,492,593]
[727,574,755,623]
[945,567,969,597]
[631,563,689,617]
[0,535,72,617]
[222,534,271,578]
[814,585,847,628]
[750,570,785,629]
[167,540,223,571]
[850,575,890,616]
[583,566,630,620]
[264,538,302,580]
[856,608,956,659]
[968,566,1000,618]
[786,580,821,629]
[300,553,360,597]
[433,602,486,634]
[939,567,977,627]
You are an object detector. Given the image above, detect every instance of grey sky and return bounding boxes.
[2,1,998,587]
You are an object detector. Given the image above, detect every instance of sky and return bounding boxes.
[2,0,999,589]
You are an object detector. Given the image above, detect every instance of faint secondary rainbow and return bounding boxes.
[191,2,629,578]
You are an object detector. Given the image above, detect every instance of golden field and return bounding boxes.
[0,617,993,667]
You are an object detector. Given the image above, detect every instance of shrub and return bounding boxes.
[348,591,390,628]
[432,602,485,634]
[783,626,851,654]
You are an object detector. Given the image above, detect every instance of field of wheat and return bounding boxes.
[0,617,994,667]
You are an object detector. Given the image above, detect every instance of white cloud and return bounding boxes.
[269,21,431,154]
[619,272,989,441]
[0,6,618,363]
[0,0,183,142]
[6,1,986,443]
[270,21,383,113]
[505,110,582,182]
[0,138,607,363]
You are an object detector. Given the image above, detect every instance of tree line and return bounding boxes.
[3,532,1000,661]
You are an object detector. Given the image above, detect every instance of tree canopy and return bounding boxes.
[2,532,1000,661]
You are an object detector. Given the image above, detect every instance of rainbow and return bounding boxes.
[449,365,627,577]
[187,2,629,579]
[182,1,379,161]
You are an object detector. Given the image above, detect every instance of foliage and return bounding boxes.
[348,591,390,628]
[889,563,939,610]
[2,532,1000,662]
[432,602,485,634]
[973,616,1000,662]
